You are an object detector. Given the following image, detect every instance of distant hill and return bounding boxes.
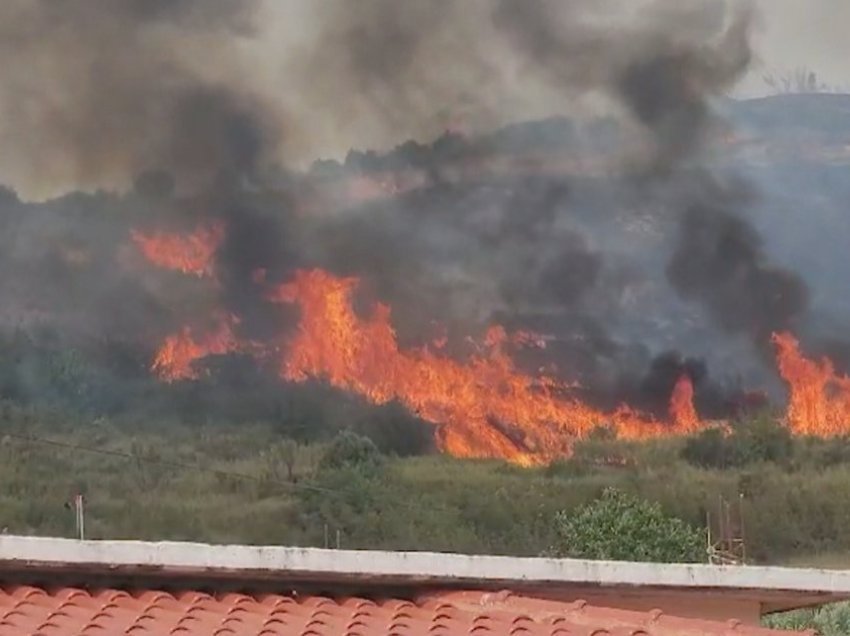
[725,93,850,140]
[311,93,850,181]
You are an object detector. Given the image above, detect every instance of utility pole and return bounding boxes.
[739,492,746,565]
[75,494,85,541]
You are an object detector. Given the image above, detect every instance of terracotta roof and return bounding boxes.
[0,585,810,636]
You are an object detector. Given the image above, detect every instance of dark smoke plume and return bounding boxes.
[0,0,297,347]
[491,0,808,357]
[0,0,831,428]
[0,0,275,193]
[493,0,752,170]
[667,177,809,348]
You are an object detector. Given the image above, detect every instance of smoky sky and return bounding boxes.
[0,0,274,194]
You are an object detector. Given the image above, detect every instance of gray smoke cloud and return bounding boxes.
[493,0,752,169]
[0,0,752,190]
[0,0,277,195]
[0,0,827,424]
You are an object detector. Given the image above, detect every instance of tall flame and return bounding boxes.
[773,331,850,436]
[270,268,701,464]
[152,314,239,382]
[669,374,701,433]
[131,221,225,278]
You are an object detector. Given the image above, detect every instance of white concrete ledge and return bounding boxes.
[0,535,847,613]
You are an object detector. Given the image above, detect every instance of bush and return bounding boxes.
[764,602,850,635]
[681,428,732,468]
[548,488,705,563]
[319,431,383,473]
[735,415,793,465]
[681,416,792,469]
[353,400,434,457]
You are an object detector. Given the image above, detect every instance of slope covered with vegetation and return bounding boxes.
[3,398,850,568]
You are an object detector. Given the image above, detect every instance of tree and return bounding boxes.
[319,430,383,474]
[733,415,793,465]
[263,438,300,483]
[548,488,705,563]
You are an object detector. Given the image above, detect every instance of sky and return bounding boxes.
[744,0,850,94]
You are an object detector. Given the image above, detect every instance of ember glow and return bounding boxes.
[131,222,225,278]
[152,314,239,382]
[269,268,698,464]
[773,331,850,436]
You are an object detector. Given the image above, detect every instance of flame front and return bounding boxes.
[130,217,850,463]
[152,314,239,382]
[270,268,699,464]
[773,331,850,436]
[131,221,225,278]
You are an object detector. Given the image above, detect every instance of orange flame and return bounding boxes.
[152,314,239,382]
[773,331,850,436]
[270,268,702,464]
[669,374,701,433]
[132,221,225,278]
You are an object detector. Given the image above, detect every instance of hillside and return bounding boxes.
[3,94,850,561]
[3,401,850,567]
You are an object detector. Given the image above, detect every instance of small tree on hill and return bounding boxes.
[548,488,705,563]
[319,430,383,474]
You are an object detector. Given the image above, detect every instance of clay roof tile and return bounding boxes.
[0,584,817,636]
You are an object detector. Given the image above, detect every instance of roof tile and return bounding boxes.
[0,585,811,636]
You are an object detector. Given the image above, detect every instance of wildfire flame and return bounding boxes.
[152,314,239,382]
[131,221,225,278]
[669,374,701,433]
[269,268,701,464]
[773,331,850,436]
[132,216,850,464]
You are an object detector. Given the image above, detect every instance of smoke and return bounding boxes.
[488,0,809,360]
[0,0,753,187]
[0,0,276,195]
[667,176,809,349]
[0,0,833,429]
[493,0,752,169]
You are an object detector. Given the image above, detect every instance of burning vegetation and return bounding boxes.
[131,222,225,279]
[773,332,850,437]
[151,313,239,383]
[131,231,850,463]
[0,0,849,465]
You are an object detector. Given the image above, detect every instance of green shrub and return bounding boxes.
[681,416,792,469]
[319,431,384,473]
[548,487,705,563]
[765,602,850,635]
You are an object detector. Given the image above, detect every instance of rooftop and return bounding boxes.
[0,586,804,636]
[0,536,847,613]
[0,535,839,634]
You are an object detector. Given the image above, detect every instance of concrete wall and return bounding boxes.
[0,535,846,622]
